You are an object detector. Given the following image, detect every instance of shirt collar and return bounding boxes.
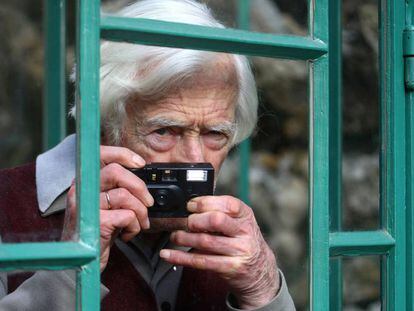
[36,134,76,214]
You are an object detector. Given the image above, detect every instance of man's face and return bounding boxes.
[121,60,237,175]
[117,58,237,231]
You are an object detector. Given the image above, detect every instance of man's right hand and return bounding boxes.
[62,145,154,272]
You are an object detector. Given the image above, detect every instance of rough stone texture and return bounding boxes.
[343,154,379,229]
[0,3,43,168]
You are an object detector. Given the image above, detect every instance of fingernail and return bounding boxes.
[160,249,170,259]
[146,194,154,207]
[187,201,197,212]
[133,155,145,167]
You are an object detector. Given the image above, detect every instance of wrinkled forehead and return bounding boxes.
[179,54,239,93]
[127,53,239,112]
[127,84,237,129]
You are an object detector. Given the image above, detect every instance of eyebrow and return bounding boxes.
[207,122,236,137]
[144,116,188,129]
[143,116,236,136]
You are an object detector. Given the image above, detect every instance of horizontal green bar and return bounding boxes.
[100,16,327,60]
[0,242,97,271]
[329,230,395,257]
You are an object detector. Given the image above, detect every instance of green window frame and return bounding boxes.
[1,0,413,310]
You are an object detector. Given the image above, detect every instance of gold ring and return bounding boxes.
[105,191,111,210]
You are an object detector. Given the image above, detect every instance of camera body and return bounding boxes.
[130,163,214,217]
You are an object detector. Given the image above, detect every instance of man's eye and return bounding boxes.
[203,131,229,150]
[146,127,178,152]
[207,131,226,139]
[154,128,171,136]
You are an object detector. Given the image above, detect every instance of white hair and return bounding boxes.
[71,0,258,146]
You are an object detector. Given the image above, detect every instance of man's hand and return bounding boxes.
[62,145,154,272]
[160,196,279,309]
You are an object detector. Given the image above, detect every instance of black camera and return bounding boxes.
[130,163,214,217]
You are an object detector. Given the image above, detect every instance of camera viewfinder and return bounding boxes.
[162,169,177,182]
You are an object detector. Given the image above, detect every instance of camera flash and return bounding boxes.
[187,170,207,182]
[151,173,157,181]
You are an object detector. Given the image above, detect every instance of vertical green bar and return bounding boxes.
[75,0,101,309]
[406,81,414,311]
[405,1,414,309]
[309,0,331,309]
[380,0,407,309]
[237,0,251,204]
[43,0,67,150]
[328,0,343,310]
[407,90,414,309]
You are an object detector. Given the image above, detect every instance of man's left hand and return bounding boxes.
[160,195,279,309]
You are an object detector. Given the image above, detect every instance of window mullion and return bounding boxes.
[76,0,101,309]
[309,0,332,309]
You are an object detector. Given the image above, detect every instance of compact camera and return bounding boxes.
[130,163,214,218]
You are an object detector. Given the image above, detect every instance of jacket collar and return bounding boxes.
[36,134,76,214]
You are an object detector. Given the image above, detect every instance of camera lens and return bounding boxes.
[155,190,168,207]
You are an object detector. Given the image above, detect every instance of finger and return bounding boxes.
[100,163,154,207]
[187,196,247,218]
[159,249,241,274]
[99,188,150,229]
[101,209,141,242]
[187,211,242,237]
[100,191,112,210]
[170,230,246,256]
[66,182,77,214]
[62,183,78,241]
[100,145,145,168]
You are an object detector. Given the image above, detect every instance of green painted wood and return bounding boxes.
[408,0,414,25]
[75,0,101,309]
[379,0,407,309]
[328,0,343,309]
[43,0,67,150]
[237,0,250,32]
[404,28,414,56]
[406,89,414,311]
[404,27,414,90]
[0,242,96,271]
[100,16,327,60]
[309,56,331,311]
[405,57,414,90]
[329,231,395,257]
[309,0,332,309]
[237,0,251,205]
[405,1,414,309]
[406,86,414,310]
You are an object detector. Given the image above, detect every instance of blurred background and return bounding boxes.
[0,0,380,309]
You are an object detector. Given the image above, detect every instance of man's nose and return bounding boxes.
[182,136,205,162]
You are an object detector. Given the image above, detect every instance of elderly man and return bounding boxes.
[0,0,295,310]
